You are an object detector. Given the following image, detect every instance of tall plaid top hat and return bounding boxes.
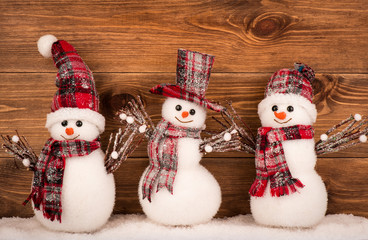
[150,49,225,112]
[258,63,317,122]
[37,35,105,133]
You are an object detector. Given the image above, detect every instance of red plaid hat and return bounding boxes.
[150,49,224,112]
[258,63,317,123]
[37,35,105,133]
[265,63,315,102]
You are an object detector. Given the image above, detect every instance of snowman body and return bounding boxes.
[251,93,327,227]
[34,149,115,232]
[138,98,222,225]
[250,139,327,227]
[34,118,115,232]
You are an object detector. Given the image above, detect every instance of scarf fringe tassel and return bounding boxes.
[249,179,304,197]
[249,179,268,197]
[271,179,304,197]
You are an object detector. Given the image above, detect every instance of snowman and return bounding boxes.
[249,63,328,227]
[119,49,230,225]
[20,35,115,232]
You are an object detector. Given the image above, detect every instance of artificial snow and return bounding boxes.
[0,214,367,240]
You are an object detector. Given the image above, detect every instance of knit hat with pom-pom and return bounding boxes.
[258,63,317,123]
[265,63,315,103]
[37,35,105,133]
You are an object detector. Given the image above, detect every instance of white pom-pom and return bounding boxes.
[37,34,58,58]
[359,135,367,143]
[320,134,328,141]
[205,145,213,153]
[12,135,19,143]
[119,113,127,120]
[139,125,147,133]
[111,151,119,159]
[126,116,134,124]
[22,158,30,167]
[224,132,231,141]
[354,114,362,121]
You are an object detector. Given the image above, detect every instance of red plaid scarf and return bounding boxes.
[249,125,314,197]
[23,138,101,222]
[142,119,201,202]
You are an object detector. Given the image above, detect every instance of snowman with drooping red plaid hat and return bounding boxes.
[249,63,328,227]
[136,49,225,226]
[26,35,115,232]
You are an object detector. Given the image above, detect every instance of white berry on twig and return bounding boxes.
[22,158,30,167]
[126,116,134,124]
[224,132,231,141]
[204,145,213,153]
[111,151,119,160]
[12,135,19,143]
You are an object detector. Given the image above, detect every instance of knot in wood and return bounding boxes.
[246,12,297,42]
[100,93,137,119]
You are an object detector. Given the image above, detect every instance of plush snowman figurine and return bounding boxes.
[248,63,327,227]
[117,49,233,226]
[21,35,115,232]
[140,49,227,226]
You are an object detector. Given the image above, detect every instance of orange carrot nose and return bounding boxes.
[274,111,286,120]
[65,128,74,135]
[182,111,189,118]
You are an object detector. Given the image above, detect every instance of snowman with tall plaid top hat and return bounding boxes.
[132,49,226,225]
[115,49,240,226]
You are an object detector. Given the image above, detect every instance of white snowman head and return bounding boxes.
[258,93,317,128]
[258,63,317,128]
[38,35,105,141]
[162,97,207,129]
[48,116,101,141]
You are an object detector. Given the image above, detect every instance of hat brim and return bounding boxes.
[150,84,225,112]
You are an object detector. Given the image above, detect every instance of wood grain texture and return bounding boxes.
[1,0,368,219]
[0,0,368,73]
[1,157,368,218]
[1,73,367,157]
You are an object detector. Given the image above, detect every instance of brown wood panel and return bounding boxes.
[1,73,367,158]
[1,157,367,218]
[0,0,367,73]
[1,0,368,220]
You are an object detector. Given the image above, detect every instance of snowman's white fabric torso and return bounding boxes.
[138,98,221,226]
[250,139,327,227]
[34,149,115,232]
[139,137,221,226]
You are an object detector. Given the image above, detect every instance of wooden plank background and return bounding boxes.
[1,0,368,219]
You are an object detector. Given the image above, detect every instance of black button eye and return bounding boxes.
[76,120,83,127]
[189,109,196,115]
[272,105,278,112]
[175,105,182,111]
[61,120,68,127]
[287,106,294,112]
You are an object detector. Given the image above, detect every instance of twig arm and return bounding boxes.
[1,132,38,171]
[104,96,155,173]
[315,114,368,155]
